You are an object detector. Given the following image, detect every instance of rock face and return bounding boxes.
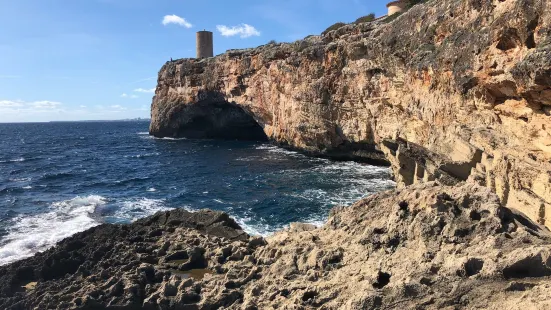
[150,0,551,227]
[0,209,252,309]
[2,183,551,309]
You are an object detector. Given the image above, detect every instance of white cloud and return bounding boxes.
[162,15,192,28]
[134,88,155,93]
[30,101,62,109]
[0,100,24,107]
[121,93,139,99]
[0,99,151,122]
[109,105,128,111]
[216,24,260,38]
[0,100,61,109]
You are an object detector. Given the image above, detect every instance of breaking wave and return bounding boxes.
[0,195,105,266]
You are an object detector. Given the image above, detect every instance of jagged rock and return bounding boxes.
[244,182,551,309]
[149,0,551,227]
[0,209,249,309]
[2,183,551,309]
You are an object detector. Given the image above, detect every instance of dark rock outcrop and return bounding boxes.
[0,209,250,309]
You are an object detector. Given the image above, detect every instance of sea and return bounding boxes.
[0,121,394,266]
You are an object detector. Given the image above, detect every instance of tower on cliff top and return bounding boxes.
[387,0,408,16]
[196,30,213,59]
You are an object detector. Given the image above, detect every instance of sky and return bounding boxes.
[0,0,390,122]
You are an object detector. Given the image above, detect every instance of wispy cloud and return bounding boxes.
[162,15,192,28]
[30,101,62,109]
[0,100,61,109]
[216,24,260,38]
[0,100,24,107]
[134,88,155,93]
[0,100,64,117]
[110,105,127,110]
[121,93,139,99]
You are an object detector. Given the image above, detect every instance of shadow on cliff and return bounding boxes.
[164,90,268,142]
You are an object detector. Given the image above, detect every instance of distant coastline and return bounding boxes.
[0,118,150,124]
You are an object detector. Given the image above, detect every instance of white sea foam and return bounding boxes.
[125,152,160,159]
[112,198,173,222]
[147,187,157,192]
[153,137,187,141]
[234,216,285,237]
[22,186,32,190]
[233,213,326,237]
[0,195,106,266]
[0,158,25,163]
[255,145,306,157]
[137,132,149,135]
[9,177,31,182]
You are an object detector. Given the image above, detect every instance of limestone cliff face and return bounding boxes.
[150,0,551,226]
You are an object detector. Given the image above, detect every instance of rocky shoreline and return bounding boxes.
[2,0,551,308]
[2,183,551,309]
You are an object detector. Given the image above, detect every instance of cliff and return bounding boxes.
[150,0,551,228]
[2,184,551,309]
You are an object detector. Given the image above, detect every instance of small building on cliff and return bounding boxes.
[387,0,409,16]
[196,30,214,59]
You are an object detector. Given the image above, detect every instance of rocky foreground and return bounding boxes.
[2,182,551,309]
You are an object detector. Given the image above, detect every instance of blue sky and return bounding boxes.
[0,0,389,122]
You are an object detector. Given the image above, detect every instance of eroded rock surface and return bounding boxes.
[150,0,551,227]
[2,183,551,309]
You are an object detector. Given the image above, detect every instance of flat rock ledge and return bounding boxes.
[2,183,551,309]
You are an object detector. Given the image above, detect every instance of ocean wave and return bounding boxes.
[141,135,187,141]
[312,161,391,175]
[0,195,105,266]
[112,198,173,222]
[233,215,285,237]
[9,177,32,182]
[287,178,395,207]
[155,137,187,141]
[137,132,149,135]
[255,145,306,157]
[124,152,160,159]
[233,213,326,237]
[40,171,76,181]
[0,158,25,164]
[114,176,151,185]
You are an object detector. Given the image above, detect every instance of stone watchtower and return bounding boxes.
[196,30,213,59]
[387,0,409,16]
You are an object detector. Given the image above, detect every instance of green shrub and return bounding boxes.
[322,22,346,35]
[267,40,277,45]
[383,11,403,23]
[409,0,429,6]
[354,13,376,24]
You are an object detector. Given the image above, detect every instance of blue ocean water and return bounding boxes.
[0,121,394,265]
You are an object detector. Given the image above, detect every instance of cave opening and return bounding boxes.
[176,100,268,142]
